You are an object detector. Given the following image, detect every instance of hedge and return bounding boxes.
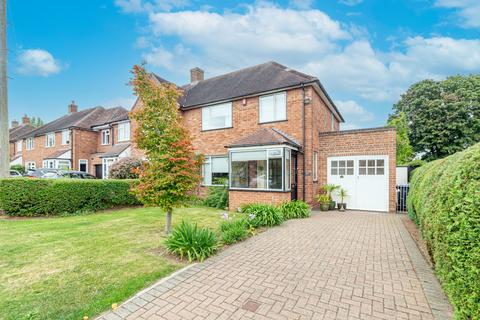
[0,178,140,216]
[407,142,480,319]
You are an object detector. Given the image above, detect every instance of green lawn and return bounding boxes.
[0,206,224,320]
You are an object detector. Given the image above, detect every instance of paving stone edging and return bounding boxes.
[397,217,454,320]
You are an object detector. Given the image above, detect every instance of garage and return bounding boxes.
[327,155,389,212]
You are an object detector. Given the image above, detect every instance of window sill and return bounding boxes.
[201,126,233,132]
[258,119,288,125]
[228,188,291,193]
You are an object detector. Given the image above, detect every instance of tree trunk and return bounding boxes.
[165,210,172,234]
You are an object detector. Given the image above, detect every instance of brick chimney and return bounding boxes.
[11,120,19,128]
[68,101,78,114]
[190,67,204,83]
[22,115,30,125]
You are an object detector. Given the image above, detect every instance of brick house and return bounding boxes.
[9,101,132,178]
[9,115,36,167]
[132,61,397,212]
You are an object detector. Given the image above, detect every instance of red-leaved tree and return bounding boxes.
[130,65,203,233]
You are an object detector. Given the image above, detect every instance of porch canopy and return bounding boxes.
[226,128,300,192]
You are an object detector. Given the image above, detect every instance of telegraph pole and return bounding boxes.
[0,0,8,178]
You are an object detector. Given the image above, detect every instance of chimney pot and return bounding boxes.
[190,67,204,83]
[22,115,30,125]
[11,120,19,128]
[68,100,78,114]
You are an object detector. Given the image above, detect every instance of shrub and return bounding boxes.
[10,164,25,174]
[0,178,140,216]
[109,157,144,179]
[407,142,480,319]
[220,219,248,244]
[203,183,228,209]
[241,204,283,227]
[279,201,310,219]
[165,220,217,262]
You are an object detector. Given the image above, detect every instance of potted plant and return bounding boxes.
[317,194,331,211]
[322,184,340,210]
[337,188,348,211]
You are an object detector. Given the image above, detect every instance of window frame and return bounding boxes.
[117,122,130,142]
[16,140,22,152]
[26,161,36,170]
[45,133,55,148]
[202,155,229,186]
[201,102,233,131]
[79,159,88,173]
[101,129,110,145]
[61,130,70,145]
[313,152,318,182]
[259,91,287,124]
[26,137,34,150]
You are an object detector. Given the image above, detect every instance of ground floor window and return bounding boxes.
[79,159,88,173]
[102,157,117,179]
[26,162,36,170]
[229,147,292,191]
[202,156,228,185]
[42,159,71,170]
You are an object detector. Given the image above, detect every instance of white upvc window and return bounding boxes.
[102,129,110,145]
[61,130,70,145]
[26,137,34,150]
[202,156,229,186]
[202,102,232,131]
[102,157,117,179]
[45,133,55,147]
[313,152,318,182]
[118,122,130,142]
[26,162,36,170]
[16,140,22,152]
[259,91,287,123]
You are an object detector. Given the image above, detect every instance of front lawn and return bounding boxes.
[0,206,224,320]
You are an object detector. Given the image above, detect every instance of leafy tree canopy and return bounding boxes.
[30,117,44,128]
[392,75,480,160]
[130,65,203,233]
[387,112,414,165]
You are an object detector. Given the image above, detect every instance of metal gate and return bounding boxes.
[396,185,409,213]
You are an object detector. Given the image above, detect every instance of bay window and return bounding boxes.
[202,156,229,185]
[259,92,286,123]
[202,102,232,131]
[230,147,292,191]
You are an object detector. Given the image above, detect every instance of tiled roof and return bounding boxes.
[9,124,35,142]
[31,107,130,136]
[44,149,71,159]
[178,61,317,109]
[226,128,301,148]
[99,143,131,158]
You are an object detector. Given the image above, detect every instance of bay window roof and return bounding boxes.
[226,128,301,149]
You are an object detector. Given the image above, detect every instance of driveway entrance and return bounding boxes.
[98,212,452,320]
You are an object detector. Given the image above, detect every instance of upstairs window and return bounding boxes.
[259,92,286,123]
[102,129,110,145]
[45,133,55,147]
[26,137,34,150]
[118,122,130,142]
[61,130,70,145]
[202,102,232,131]
[16,140,22,152]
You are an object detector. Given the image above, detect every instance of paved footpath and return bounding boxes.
[98,211,453,320]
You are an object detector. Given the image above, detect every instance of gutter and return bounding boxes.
[301,83,306,201]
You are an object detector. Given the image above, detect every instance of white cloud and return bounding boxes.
[339,0,363,6]
[17,49,62,77]
[335,100,374,122]
[289,0,313,9]
[435,0,480,28]
[115,0,189,13]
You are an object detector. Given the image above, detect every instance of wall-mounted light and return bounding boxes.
[304,97,312,104]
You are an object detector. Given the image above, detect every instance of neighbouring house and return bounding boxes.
[132,61,397,212]
[9,115,36,167]
[10,101,132,178]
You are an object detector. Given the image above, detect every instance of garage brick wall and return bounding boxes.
[318,127,397,212]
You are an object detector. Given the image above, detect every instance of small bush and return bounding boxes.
[241,204,283,227]
[109,157,144,179]
[10,164,25,174]
[0,178,140,216]
[203,182,228,209]
[220,219,248,244]
[279,201,310,219]
[165,220,217,262]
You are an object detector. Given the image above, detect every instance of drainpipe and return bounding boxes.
[301,83,306,201]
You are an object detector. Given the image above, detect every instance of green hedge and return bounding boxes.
[407,143,480,319]
[0,178,140,216]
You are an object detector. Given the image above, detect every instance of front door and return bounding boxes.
[327,156,389,212]
[94,164,102,179]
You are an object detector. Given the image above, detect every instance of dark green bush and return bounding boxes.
[203,184,228,209]
[241,203,283,227]
[165,220,218,262]
[0,178,140,216]
[220,219,248,244]
[279,200,310,219]
[407,142,480,319]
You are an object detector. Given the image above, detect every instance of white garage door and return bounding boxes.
[327,155,389,212]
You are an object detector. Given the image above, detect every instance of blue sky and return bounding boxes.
[8,0,480,129]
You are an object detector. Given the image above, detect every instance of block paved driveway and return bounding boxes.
[98,211,452,320]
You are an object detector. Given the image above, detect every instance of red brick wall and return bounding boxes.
[229,191,291,211]
[72,130,97,173]
[317,128,397,212]
[22,131,71,169]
